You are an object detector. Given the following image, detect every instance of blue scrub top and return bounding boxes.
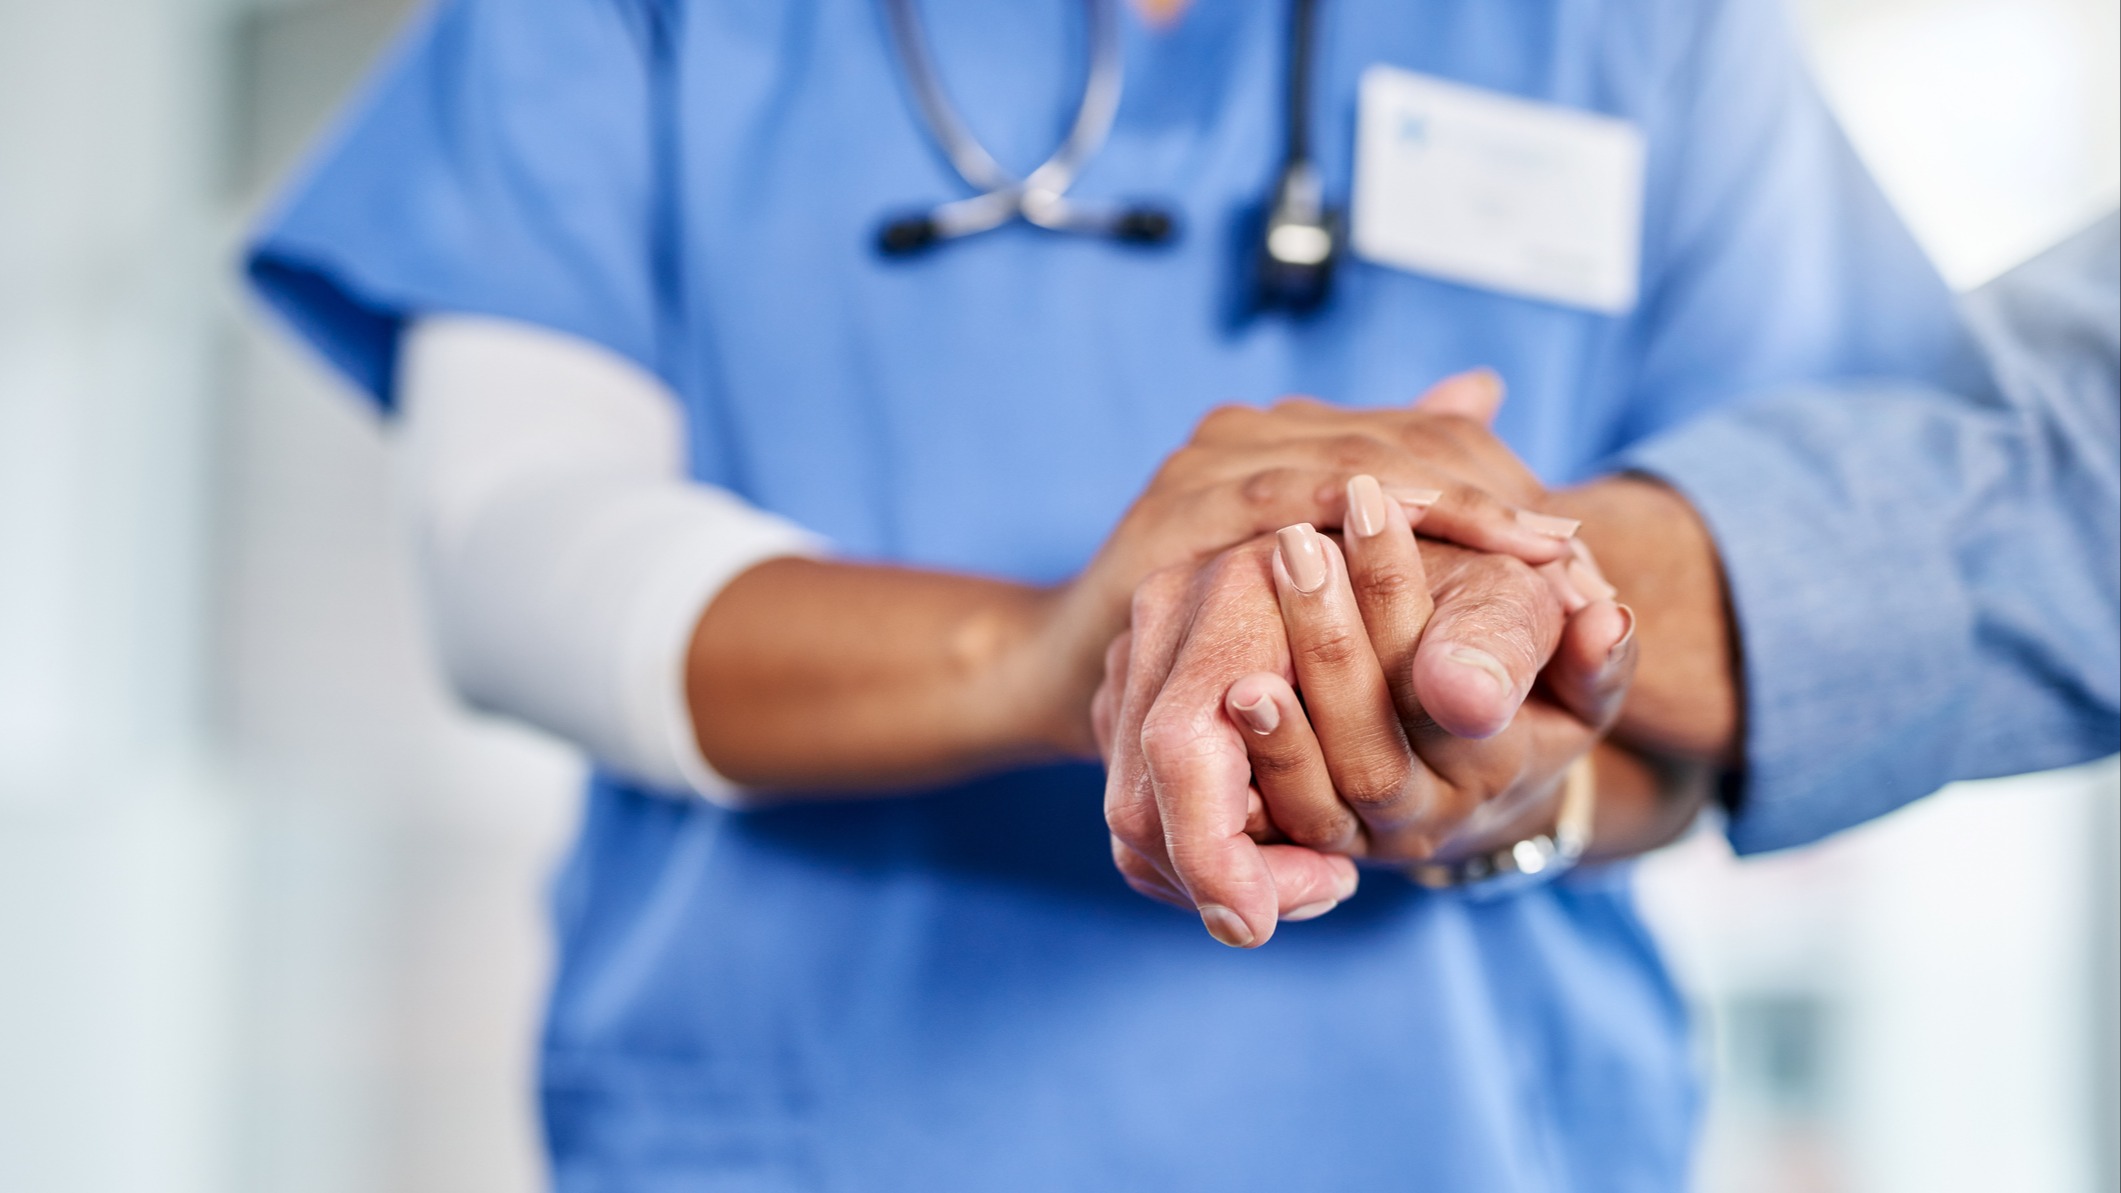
[248,1,1975,1188]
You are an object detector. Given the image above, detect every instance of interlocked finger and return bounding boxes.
[1225,672,1363,853]
[1270,524,1432,839]
[1340,474,1436,727]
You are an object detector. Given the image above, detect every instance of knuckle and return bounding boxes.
[1160,443,1204,474]
[1283,817,1357,852]
[1443,483,1498,515]
[1101,630,1133,678]
[1352,562,1419,606]
[1106,799,1161,848]
[1394,421,1453,454]
[1247,742,1313,784]
[1139,706,1220,768]
[1193,403,1256,440]
[1270,394,1328,414]
[1130,563,1193,622]
[1236,467,1296,511]
[1296,626,1368,672]
[1193,536,1277,591]
[1326,432,1383,470]
[1337,755,1414,807]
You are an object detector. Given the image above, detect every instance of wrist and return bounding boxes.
[998,584,1112,763]
[1580,740,1713,861]
[1408,756,1598,890]
[959,584,1101,765]
[1545,476,1742,764]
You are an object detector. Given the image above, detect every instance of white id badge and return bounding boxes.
[1352,65,1646,314]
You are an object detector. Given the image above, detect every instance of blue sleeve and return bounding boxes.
[1604,0,1986,455]
[244,0,666,409]
[1621,215,2121,854]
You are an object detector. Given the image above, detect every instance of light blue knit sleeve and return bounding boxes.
[1617,215,2119,854]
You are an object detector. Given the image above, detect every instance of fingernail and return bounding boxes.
[1608,603,1637,661]
[1567,558,1618,602]
[1229,687,1281,736]
[1282,900,1339,922]
[1387,486,1444,509]
[1346,474,1389,538]
[1199,904,1255,948]
[1471,366,1505,405]
[1515,510,1581,540]
[1336,868,1360,901]
[1443,645,1515,703]
[1276,523,1328,593]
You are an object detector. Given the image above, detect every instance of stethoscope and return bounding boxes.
[875,0,1341,314]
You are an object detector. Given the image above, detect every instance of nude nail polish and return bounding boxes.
[1515,510,1581,539]
[1387,486,1444,509]
[1609,604,1637,659]
[1471,366,1505,407]
[1199,904,1255,948]
[1277,523,1328,593]
[1346,474,1389,538]
[1595,606,1637,706]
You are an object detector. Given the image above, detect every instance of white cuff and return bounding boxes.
[396,314,825,804]
[615,487,825,802]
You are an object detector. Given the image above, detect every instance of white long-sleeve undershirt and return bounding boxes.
[395,314,825,803]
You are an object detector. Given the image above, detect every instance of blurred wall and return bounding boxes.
[0,1,2114,1191]
[3,1,574,1190]
[2,2,234,1190]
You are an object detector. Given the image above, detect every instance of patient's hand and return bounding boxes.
[1096,375,1636,947]
[1098,516,1632,946]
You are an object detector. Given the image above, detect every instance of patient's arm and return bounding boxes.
[1547,477,1739,765]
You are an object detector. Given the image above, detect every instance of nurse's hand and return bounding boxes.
[687,373,1568,792]
[1032,371,1580,757]
[1098,521,1630,947]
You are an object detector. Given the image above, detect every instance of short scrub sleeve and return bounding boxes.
[245,0,665,409]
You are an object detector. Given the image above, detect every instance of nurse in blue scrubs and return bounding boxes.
[247,0,1975,1187]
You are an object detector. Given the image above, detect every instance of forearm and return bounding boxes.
[687,557,1084,795]
[1580,740,1715,861]
[1519,476,1736,858]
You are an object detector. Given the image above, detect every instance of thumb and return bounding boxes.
[1411,368,1505,426]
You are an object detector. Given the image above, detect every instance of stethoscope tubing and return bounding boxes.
[878,0,1156,245]
[875,0,1336,314]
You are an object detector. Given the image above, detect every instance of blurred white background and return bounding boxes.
[0,1,2114,1190]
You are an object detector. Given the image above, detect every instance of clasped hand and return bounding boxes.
[1091,374,1637,948]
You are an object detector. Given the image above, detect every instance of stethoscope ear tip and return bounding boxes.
[1113,206,1179,245]
[877,215,941,256]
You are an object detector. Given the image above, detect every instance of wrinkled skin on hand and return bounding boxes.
[1095,393,1639,948]
[1035,375,1575,758]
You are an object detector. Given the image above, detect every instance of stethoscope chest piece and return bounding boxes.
[1251,158,1341,315]
[1246,0,1341,316]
